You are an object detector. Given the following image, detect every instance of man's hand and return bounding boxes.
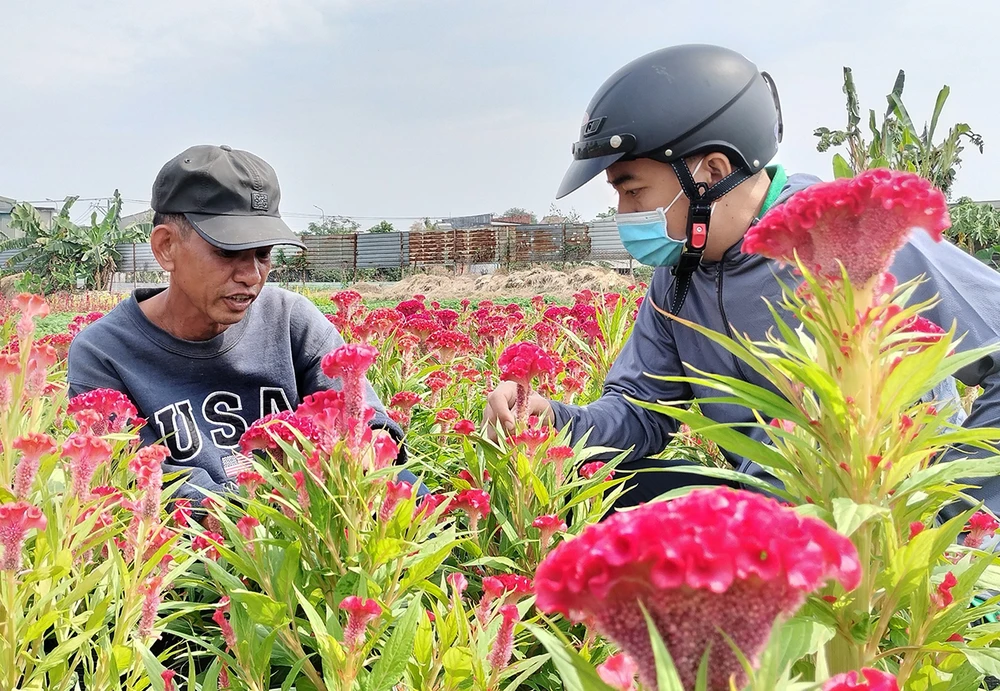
[484,381,555,441]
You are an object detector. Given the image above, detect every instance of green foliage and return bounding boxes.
[367,220,396,234]
[814,68,984,198]
[946,197,1000,269]
[0,192,150,292]
[302,216,360,235]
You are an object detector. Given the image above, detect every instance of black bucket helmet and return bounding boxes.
[556,43,783,199]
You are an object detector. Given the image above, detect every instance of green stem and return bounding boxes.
[5,570,18,690]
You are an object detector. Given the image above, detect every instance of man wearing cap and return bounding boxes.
[67,144,414,503]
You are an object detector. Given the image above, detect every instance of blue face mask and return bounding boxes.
[615,157,708,267]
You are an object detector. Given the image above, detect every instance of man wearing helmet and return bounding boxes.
[485,44,1000,515]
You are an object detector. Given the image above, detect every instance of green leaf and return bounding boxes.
[773,617,837,670]
[631,400,794,473]
[400,538,458,592]
[229,590,289,628]
[442,647,475,685]
[831,498,889,537]
[366,595,422,691]
[962,648,1000,677]
[897,457,1000,496]
[832,153,854,179]
[641,603,685,691]
[524,623,616,691]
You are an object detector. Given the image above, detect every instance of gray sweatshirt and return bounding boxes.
[67,285,409,502]
[551,172,1000,514]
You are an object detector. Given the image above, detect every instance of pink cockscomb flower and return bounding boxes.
[239,410,322,459]
[579,461,612,480]
[339,596,382,649]
[0,501,47,570]
[742,169,949,286]
[62,434,113,501]
[487,604,520,671]
[449,489,491,532]
[213,597,237,650]
[597,653,639,691]
[380,480,412,522]
[533,487,860,691]
[822,668,898,691]
[532,514,568,551]
[963,511,1000,548]
[12,433,57,498]
[129,445,170,520]
[498,342,558,424]
[67,388,139,435]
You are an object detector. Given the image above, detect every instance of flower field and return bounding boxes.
[4,171,1000,690]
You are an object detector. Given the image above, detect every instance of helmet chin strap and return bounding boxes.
[667,159,753,313]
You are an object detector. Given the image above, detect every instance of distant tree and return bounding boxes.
[409,218,440,232]
[594,205,617,220]
[302,216,360,235]
[366,220,395,234]
[498,207,538,223]
[540,203,582,224]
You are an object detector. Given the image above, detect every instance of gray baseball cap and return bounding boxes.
[151,144,306,251]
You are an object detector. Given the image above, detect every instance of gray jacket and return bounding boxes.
[551,173,1000,513]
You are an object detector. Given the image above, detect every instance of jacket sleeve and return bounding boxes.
[893,233,1000,514]
[550,267,692,461]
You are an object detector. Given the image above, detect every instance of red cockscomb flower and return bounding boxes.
[534,487,860,691]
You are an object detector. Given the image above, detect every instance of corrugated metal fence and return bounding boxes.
[0,221,631,278]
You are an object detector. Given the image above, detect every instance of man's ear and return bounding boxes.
[149,224,180,272]
[701,152,734,185]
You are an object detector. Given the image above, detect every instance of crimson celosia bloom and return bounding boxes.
[434,309,459,330]
[579,461,611,480]
[321,344,379,452]
[964,511,1000,548]
[192,531,224,561]
[371,432,398,471]
[68,311,105,336]
[67,388,139,434]
[340,596,382,649]
[426,329,472,361]
[533,514,568,549]
[822,668,898,691]
[742,169,949,285]
[931,571,958,610]
[544,445,574,481]
[171,498,194,525]
[237,515,260,541]
[12,433,56,498]
[447,572,468,598]
[213,597,237,649]
[380,480,412,521]
[453,419,476,435]
[414,493,447,520]
[487,604,520,671]
[534,487,861,691]
[138,575,164,639]
[597,653,638,691]
[129,445,169,520]
[63,434,113,500]
[37,332,73,360]
[395,299,425,317]
[0,501,46,570]
[425,370,452,394]
[403,315,439,341]
[240,410,322,457]
[331,289,363,318]
[449,489,491,530]
[389,390,422,411]
[498,342,558,424]
[236,471,266,497]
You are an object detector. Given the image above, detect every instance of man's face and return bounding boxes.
[606,158,692,240]
[169,228,273,337]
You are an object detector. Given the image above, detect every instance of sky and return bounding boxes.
[2,0,998,232]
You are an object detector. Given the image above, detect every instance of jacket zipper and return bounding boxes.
[716,264,752,382]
